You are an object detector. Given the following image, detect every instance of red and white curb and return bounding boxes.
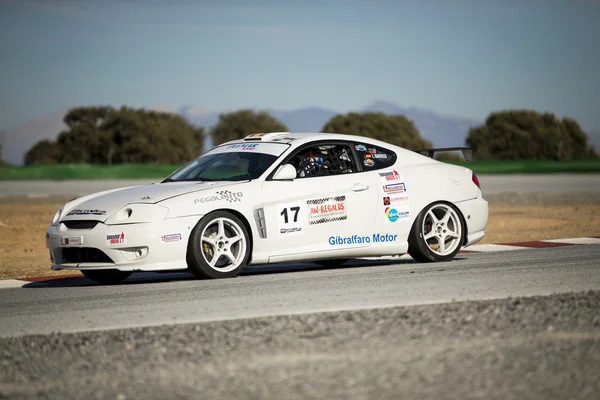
[1,237,599,289]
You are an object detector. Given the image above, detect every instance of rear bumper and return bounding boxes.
[455,193,488,247]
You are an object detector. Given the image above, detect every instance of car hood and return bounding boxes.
[60,181,245,221]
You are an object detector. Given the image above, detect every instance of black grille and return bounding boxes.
[61,247,114,264]
[63,220,99,230]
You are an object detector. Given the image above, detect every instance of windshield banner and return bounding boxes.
[206,142,290,157]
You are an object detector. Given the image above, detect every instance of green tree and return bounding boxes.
[466,110,597,160]
[24,140,60,165]
[24,106,205,165]
[210,109,288,146]
[321,112,433,149]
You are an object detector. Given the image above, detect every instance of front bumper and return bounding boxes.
[46,216,201,271]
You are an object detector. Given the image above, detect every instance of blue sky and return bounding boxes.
[1,0,599,131]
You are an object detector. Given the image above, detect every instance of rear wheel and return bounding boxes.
[187,211,251,279]
[81,269,132,284]
[408,202,465,262]
[314,259,350,267]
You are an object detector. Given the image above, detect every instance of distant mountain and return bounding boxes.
[1,109,68,166]
[181,101,481,149]
[269,106,338,133]
[361,101,481,148]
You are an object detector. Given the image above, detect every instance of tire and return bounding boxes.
[186,211,251,279]
[81,269,132,284]
[314,259,350,267]
[408,202,465,263]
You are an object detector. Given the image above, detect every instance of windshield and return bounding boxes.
[163,142,289,182]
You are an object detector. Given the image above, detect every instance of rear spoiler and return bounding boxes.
[412,147,473,162]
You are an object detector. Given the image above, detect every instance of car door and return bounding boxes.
[260,141,377,262]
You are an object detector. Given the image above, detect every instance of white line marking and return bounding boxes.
[465,244,531,252]
[0,279,29,289]
[542,237,600,245]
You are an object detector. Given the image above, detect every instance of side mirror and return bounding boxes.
[272,164,297,180]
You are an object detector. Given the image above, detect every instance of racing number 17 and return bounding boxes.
[280,206,300,224]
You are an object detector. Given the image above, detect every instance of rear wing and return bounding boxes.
[412,147,473,162]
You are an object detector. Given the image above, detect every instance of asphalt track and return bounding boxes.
[1,174,600,198]
[1,245,599,339]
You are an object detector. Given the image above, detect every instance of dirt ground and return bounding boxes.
[0,200,599,280]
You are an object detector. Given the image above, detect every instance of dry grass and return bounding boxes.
[483,203,600,243]
[0,201,599,280]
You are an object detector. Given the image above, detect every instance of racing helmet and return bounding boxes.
[297,150,326,177]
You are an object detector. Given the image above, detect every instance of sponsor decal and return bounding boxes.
[368,148,377,154]
[328,233,398,245]
[365,154,372,158]
[307,196,347,225]
[280,227,302,235]
[388,194,409,203]
[383,183,406,193]
[378,170,401,181]
[194,190,243,204]
[386,207,398,222]
[363,159,375,167]
[383,196,390,206]
[355,144,367,152]
[372,153,388,159]
[66,209,106,216]
[106,232,125,246]
[161,233,182,243]
[278,204,304,236]
[385,207,409,223]
[61,236,83,245]
[226,143,259,150]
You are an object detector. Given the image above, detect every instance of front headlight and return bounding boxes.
[51,205,65,226]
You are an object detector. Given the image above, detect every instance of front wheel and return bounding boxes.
[81,269,132,284]
[186,211,251,279]
[408,202,465,262]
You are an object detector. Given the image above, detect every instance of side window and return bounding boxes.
[289,143,357,178]
[353,143,397,170]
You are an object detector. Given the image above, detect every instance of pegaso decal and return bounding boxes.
[161,233,182,243]
[226,143,259,150]
[194,190,243,204]
[66,209,106,216]
[385,207,409,223]
[383,183,406,193]
[106,232,125,246]
[328,233,398,245]
[378,170,401,181]
[307,196,347,225]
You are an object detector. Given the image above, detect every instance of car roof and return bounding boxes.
[223,131,391,147]
[217,131,439,166]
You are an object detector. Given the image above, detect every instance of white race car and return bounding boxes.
[46,132,488,284]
